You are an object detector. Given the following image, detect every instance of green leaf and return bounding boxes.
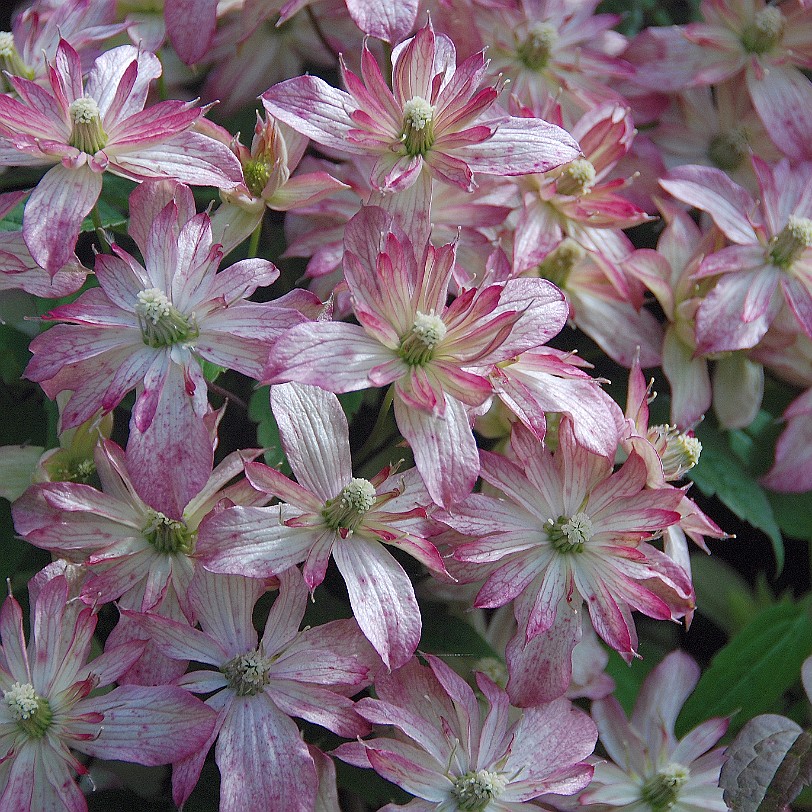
[198,359,226,383]
[0,197,126,235]
[247,385,289,472]
[603,640,668,715]
[688,417,784,574]
[767,491,812,542]
[677,600,812,737]
[338,390,364,422]
[419,602,499,661]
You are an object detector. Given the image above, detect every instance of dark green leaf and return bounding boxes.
[688,417,784,573]
[767,491,812,542]
[248,385,289,472]
[418,602,499,660]
[199,359,226,383]
[677,600,812,737]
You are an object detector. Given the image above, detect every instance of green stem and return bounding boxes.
[355,386,395,464]
[90,204,111,254]
[247,218,262,259]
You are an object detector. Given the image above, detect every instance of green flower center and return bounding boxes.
[322,478,377,534]
[536,237,585,288]
[517,22,558,71]
[641,763,690,811]
[472,657,508,689]
[0,31,32,85]
[221,650,272,696]
[548,511,593,553]
[135,288,199,348]
[741,6,785,54]
[648,424,702,480]
[399,311,447,366]
[401,96,436,157]
[4,682,53,739]
[451,769,507,811]
[556,158,596,197]
[142,510,196,555]
[243,158,273,197]
[68,97,108,154]
[768,216,812,270]
[707,127,750,172]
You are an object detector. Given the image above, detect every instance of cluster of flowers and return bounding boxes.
[2,0,810,808]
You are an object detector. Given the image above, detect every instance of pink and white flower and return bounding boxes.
[439,418,691,704]
[265,206,569,507]
[125,566,378,812]
[24,181,307,517]
[334,654,598,811]
[0,38,242,274]
[0,573,216,811]
[197,381,443,670]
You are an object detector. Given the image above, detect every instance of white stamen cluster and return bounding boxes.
[650,425,702,480]
[4,682,39,720]
[136,288,173,324]
[549,511,594,553]
[69,96,101,125]
[222,650,272,696]
[451,769,508,811]
[341,478,377,513]
[402,97,435,131]
[411,312,447,348]
[0,31,15,56]
[556,158,597,196]
[741,6,785,53]
[769,215,812,269]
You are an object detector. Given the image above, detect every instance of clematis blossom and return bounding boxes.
[0,38,242,275]
[264,206,569,507]
[24,181,310,517]
[198,382,444,670]
[439,418,691,705]
[262,19,579,244]
[334,654,598,811]
[125,566,378,812]
[0,573,216,811]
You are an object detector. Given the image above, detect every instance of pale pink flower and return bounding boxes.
[0,39,242,274]
[24,181,305,517]
[126,566,377,811]
[334,654,598,811]
[681,0,812,161]
[578,651,728,812]
[12,439,268,685]
[0,573,216,811]
[262,19,579,244]
[198,382,444,669]
[472,0,634,116]
[264,206,569,507]
[439,418,691,704]
[661,158,812,354]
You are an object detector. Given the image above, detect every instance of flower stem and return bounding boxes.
[248,219,262,259]
[356,386,395,464]
[91,204,111,254]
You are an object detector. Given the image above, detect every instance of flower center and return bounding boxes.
[741,6,785,54]
[640,763,690,811]
[135,288,199,348]
[555,158,596,197]
[536,237,585,288]
[399,311,447,366]
[548,511,593,553]
[4,682,53,739]
[68,97,108,154]
[142,510,196,555]
[221,650,272,696]
[517,22,558,71]
[768,216,812,270]
[648,425,702,481]
[401,96,436,157]
[0,31,30,83]
[707,127,750,172]
[451,769,507,811]
[322,478,377,535]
